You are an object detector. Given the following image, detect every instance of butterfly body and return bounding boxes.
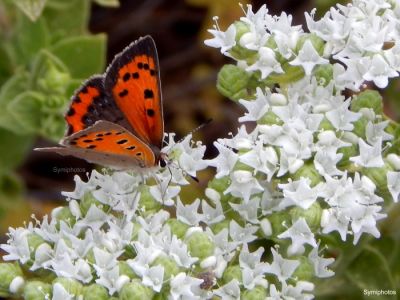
[36,36,165,170]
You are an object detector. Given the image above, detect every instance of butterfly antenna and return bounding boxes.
[176,118,212,144]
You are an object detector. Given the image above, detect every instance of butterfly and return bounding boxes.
[36,36,166,170]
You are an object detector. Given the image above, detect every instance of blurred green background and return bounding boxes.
[0,1,399,299]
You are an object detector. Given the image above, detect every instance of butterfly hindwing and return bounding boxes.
[104,35,164,150]
[65,76,132,136]
[36,121,156,169]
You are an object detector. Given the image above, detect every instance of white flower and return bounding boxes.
[204,23,236,54]
[278,178,321,210]
[224,170,264,203]
[229,220,258,244]
[150,173,181,206]
[264,248,300,282]
[290,40,329,75]
[362,54,398,88]
[308,246,335,278]
[74,205,109,232]
[142,265,165,292]
[325,99,361,131]
[52,283,73,300]
[239,87,271,122]
[207,142,238,179]
[246,47,284,79]
[239,141,278,181]
[387,171,400,202]
[314,150,344,177]
[176,198,203,226]
[278,218,317,255]
[169,272,204,300]
[1,228,31,264]
[169,235,198,268]
[201,198,225,225]
[213,279,241,300]
[230,197,260,224]
[365,120,393,144]
[350,137,384,168]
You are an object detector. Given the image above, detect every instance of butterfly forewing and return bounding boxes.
[104,35,164,150]
[65,76,133,136]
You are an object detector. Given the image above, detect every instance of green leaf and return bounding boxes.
[0,44,14,86]
[0,72,30,134]
[43,0,90,38]
[0,128,33,172]
[14,0,47,21]
[14,11,50,65]
[8,91,45,133]
[93,0,120,7]
[347,246,396,299]
[50,34,107,79]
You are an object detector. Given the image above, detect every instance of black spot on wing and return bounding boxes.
[119,89,128,97]
[117,139,128,144]
[147,109,155,117]
[144,89,154,99]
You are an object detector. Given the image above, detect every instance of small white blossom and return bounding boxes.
[278,218,317,255]
[290,40,329,75]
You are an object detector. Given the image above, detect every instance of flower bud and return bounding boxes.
[166,219,189,239]
[208,177,231,194]
[38,62,70,95]
[119,279,154,300]
[151,256,180,281]
[23,281,52,300]
[337,144,358,168]
[229,21,257,60]
[217,64,252,101]
[319,118,335,131]
[258,110,281,125]
[352,116,368,139]
[82,284,108,300]
[293,163,323,187]
[222,265,242,284]
[313,64,333,87]
[186,232,215,259]
[268,211,292,237]
[350,90,383,114]
[289,202,322,232]
[139,185,162,215]
[53,207,75,228]
[0,263,23,295]
[242,285,268,300]
[387,153,400,170]
[119,261,138,280]
[362,163,394,197]
[292,256,313,281]
[52,277,83,297]
[260,218,273,237]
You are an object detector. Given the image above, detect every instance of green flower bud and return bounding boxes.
[351,90,383,114]
[319,118,335,131]
[229,21,258,60]
[27,234,46,256]
[23,281,52,300]
[268,211,292,237]
[242,285,267,300]
[119,261,138,280]
[0,263,23,296]
[217,64,252,101]
[222,265,242,284]
[53,207,75,228]
[289,202,322,232]
[352,116,368,139]
[166,219,189,239]
[52,277,83,297]
[292,256,313,281]
[209,176,231,193]
[258,111,281,125]
[292,163,323,187]
[118,280,154,300]
[313,64,333,87]
[151,256,180,281]
[295,34,325,56]
[268,64,305,86]
[363,163,394,198]
[139,185,162,215]
[186,232,215,259]
[337,144,358,168]
[82,284,108,300]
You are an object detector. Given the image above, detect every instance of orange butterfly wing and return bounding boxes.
[64,76,133,136]
[36,121,156,169]
[104,36,164,150]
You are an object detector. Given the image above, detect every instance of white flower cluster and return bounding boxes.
[1,1,400,299]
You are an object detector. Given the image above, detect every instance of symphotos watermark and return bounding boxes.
[364,289,396,297]
[53,167,87,174]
